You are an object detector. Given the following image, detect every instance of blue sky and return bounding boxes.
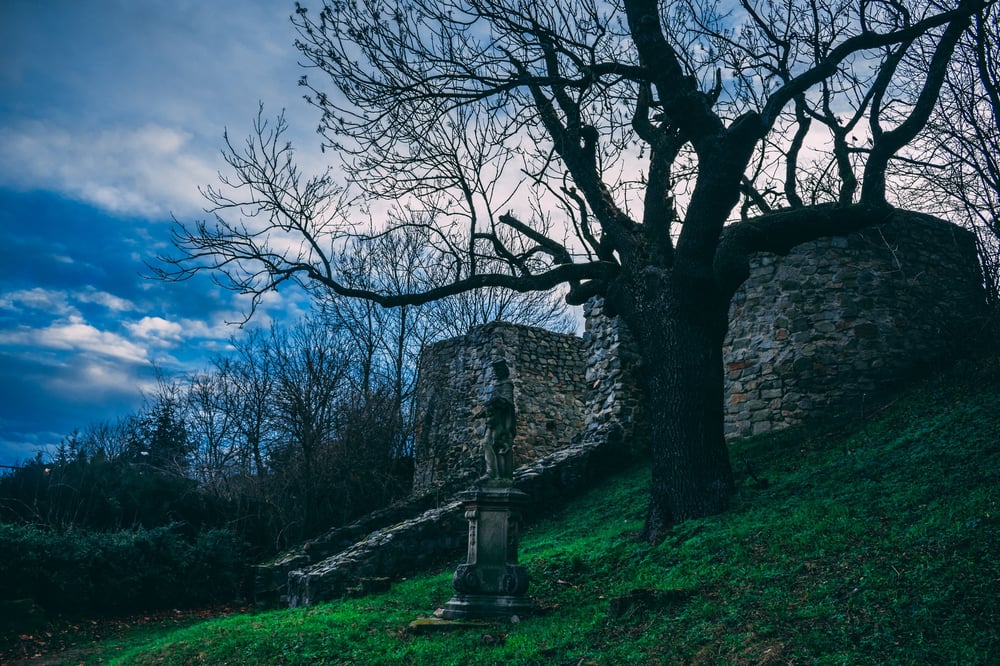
[0,1,323,465]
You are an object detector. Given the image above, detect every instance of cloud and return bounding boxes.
[0,316,150,364]
[0,430,63,466]
[0,288,77,317]
[0,350,156,465]
[0,1,326,222]
[77,287,137,312]
[0,284,291,373]
[0,286,139,316]
[0,122,219,218]
[125,316,185,345]
[0,1,330,466]
[46,358,155,401]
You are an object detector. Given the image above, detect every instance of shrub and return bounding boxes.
[0,523,248,615]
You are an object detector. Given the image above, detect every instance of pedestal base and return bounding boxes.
[440,593,536,620]
[440,486,534,621]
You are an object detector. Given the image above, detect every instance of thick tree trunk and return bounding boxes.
[611,267,735,543]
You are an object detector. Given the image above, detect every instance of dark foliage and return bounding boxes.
[0,450,231,534]
[0,523,248,616]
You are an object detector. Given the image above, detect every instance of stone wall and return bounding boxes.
[281,426,639,607]
[580,298,648,454]
[722,214,987,438]
[411,323,588,493]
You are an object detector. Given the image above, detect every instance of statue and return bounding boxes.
[483,359,515,482]
[439,357,533,621]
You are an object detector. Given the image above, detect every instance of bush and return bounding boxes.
[0,523,248,615]
[0,455,235,534]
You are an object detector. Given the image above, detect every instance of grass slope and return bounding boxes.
[94,360,999,665]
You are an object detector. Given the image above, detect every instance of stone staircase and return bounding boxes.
[254,423,637,608]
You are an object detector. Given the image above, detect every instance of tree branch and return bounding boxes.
[714,203,897,296]
[862,8,976,204]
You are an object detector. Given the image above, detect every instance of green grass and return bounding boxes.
[81,359,1000,664]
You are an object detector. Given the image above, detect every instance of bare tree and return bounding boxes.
[428,285,577,337]
[316,222,436,409]
[79,416,136,462]
[158,0,984,541]
[319,218,576,406]
[220,328,280,480]
[184,371,241,493]
[267,319,349,535]
[178,319,418,549]
[903,4,1000,304]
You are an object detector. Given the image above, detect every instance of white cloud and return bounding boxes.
[66,361,138,395]
[0,0,328,223]
[0,288,77,316]
[77,288,137,312]
[41,318,151,364]
[0,286,138,316]
[125,316,184,345]
[0,316,150,364]
[42,357,157,406]
[0,0,327,466]
[0,122,220,218]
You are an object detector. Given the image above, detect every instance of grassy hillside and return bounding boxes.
[78,359,1000,664]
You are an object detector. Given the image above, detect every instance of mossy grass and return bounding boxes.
[84,359,999,664]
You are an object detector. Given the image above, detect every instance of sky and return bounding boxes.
[0,1,326,466]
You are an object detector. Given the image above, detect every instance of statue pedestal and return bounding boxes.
[440,485,535,620]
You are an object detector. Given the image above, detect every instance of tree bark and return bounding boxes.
[610,266,735,543]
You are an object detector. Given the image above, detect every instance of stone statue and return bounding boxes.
[483,360,515,481]
[441,357,533,620]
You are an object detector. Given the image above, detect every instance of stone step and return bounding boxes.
[282,425,636,608]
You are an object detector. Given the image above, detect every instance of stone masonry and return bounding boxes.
[279,426,637,607]
[411,306,651,493]
[415,214,987,482]
[579,298,648,454]
[411,323,588,493]
[723,214,987,437]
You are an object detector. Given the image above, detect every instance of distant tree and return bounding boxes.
[0,430,224,532]
[427,284,578,339]
[317,223,434,409]
[265,320,349,536]
[130,374,192,475]
[319,219,576,409]
[185,370,240,493]
[160,0,984,541]
[78,416,135,462]
[220,328,279,480]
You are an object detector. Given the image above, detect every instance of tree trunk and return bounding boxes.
[612,266,735,543]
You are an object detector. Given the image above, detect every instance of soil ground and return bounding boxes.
[0,605,247,665]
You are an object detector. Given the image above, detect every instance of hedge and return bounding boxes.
[0,523,248,615]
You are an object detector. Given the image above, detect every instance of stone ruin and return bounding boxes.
[411,310,647,494]
[257,212,989,607]
[411,325,587,492]
[413,213,988,486]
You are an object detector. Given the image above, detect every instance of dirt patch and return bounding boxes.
[0,605,247,665]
